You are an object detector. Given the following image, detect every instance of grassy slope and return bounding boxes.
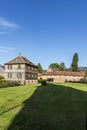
[0,83,87,130]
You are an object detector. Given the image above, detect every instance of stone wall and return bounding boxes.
[25,80,38,84]
[38,71,85,83]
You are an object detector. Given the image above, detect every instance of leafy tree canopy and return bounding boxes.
[71,53,79,72]
[59,62,66,71]
[49,63,60,71]
[37,63,43,73]
[49,62,66,71]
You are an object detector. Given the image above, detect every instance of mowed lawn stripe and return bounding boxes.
[0,83,87,130]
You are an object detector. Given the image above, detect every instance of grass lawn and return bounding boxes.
[0,83,87,130]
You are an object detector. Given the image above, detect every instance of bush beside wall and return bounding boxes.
[0,80,21,88]
[38,78,47,85]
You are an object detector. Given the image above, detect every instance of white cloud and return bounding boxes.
[0,17,19,28]
[0,47,15,51]
[0,49,8,53]
[0,31,8,35]
[0,47,15,53]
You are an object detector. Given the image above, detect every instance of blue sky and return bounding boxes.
[0,0,87,69]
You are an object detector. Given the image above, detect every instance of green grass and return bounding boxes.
[0,83,87,130]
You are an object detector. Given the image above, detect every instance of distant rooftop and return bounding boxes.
[0,65,4,72]
[78,67,87,72]
[39,71,85,77]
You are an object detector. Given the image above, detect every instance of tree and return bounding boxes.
[85,70,87,77]
[49,63,60,71]
[71,53,79,72]
[59,62,66,71]
[84,70,87,83]
[49,62,66,71]
[37,63,43,73]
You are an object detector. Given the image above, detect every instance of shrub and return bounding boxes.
[41,80,47,85]
[0,79,7,88]
[84,70,87,83]
[0,76,5,80]
[84,77,87,83]
[47,78,54,82]
[38,78,43,83]
[38,78,47,85]
[0,80,21,88]
[7,81,21,87]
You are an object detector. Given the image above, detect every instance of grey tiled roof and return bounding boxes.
[0,69,4,72]
[5,55,37,67]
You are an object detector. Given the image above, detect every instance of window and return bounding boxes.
[35,68,37,71]
[28,66,30,69]
[8,65,12,69]
[32,74,34,77]
[8,73,12,78]
[28,74,30,77]
[35,74,37,78]
[17,73,22,78]
[18,64,21,69]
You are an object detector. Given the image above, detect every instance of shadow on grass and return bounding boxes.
[0,105,21,116]
[7,83,87,130]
